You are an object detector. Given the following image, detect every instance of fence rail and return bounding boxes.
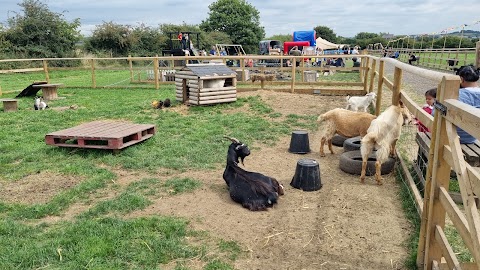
[0,54,370,94]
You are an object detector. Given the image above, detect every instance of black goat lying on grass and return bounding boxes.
[223,136,284,211]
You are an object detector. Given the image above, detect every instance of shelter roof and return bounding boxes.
[182,64,236,77]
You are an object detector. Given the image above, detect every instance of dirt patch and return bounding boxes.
[36,166,157,224]
[0,171,83,204]
[50,104,83,111]
[168,103,190,115]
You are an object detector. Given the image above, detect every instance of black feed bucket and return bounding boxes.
[289,130,310,154]
[290,158,322,191]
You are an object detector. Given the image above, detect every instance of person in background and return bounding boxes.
[351,46,359,55]
[315,47,323,66]
[289,46,302,66]
[352,57,361,69]
[417,88,436,132]
[408,53,418,65]
[390,51,399,58]
[455,65,480,143]
[181,33,188,50]
[209,46,216,56]
[335,56,344,67]
[351,46,360,62]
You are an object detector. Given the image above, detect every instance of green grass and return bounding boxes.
[0,216,202,269]
[163,177,202,195]
[396,167,422,270]
[78,192,152,219]
[444,225,474,262]
[8,168,116,219]
[218,240,242,261]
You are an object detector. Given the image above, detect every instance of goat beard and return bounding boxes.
[240,157,245,166]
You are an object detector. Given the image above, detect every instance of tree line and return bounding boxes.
[1,0,478,67]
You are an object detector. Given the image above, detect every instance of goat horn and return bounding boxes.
[223,136,240,143]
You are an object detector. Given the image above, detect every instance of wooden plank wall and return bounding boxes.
[174,70,236,105]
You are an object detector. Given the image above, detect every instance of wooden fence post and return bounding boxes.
[90,58,96,88]
[375,60,384,116]
[392,67,402,106]
[368,58,377,93]
[154,56,159,90]
[42,59,50,83]
[476,41,480,68]
[301,59,305,82]
[128,54,133,83]
[417,77,461,269]
[363,57,370,92]
[290,57,296,93]
[260,66,265,89]
[241,58,245,82]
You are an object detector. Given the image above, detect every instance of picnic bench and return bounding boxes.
[415,131,480,206]
[32,83,63,101]
[0,98,18,112]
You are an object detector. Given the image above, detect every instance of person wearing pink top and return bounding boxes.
[417,88,436,133]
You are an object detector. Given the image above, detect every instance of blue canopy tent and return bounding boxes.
[293,30,316,47]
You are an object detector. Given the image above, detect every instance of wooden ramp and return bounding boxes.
[45,121,156,152]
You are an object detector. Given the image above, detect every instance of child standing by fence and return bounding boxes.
[417,88,437,133]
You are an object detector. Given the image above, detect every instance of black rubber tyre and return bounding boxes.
[331,134,348,147]
[343,136,362,152]
[343,137,379,152]
[339,150,396,176]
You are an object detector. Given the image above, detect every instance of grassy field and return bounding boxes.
[0,82,320,269]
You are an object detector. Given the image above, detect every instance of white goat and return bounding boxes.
[317,108,377,157]
[346,92,377,112]
[34,96,48,110]
[360,103,412,185]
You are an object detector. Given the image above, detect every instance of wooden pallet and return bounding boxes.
[45,121,156,152]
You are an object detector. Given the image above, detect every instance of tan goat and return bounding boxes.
[317,108,377,156]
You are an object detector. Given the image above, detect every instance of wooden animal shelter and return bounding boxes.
[175,64,237,105]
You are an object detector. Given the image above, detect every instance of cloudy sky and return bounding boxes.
[0,0,479,38]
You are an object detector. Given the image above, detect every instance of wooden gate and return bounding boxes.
[416,74,480,270]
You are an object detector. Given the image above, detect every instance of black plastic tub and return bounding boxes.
[290,158,322,191]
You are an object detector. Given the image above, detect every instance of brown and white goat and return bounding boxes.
[360,103,412,185]
[317,108,377,156]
